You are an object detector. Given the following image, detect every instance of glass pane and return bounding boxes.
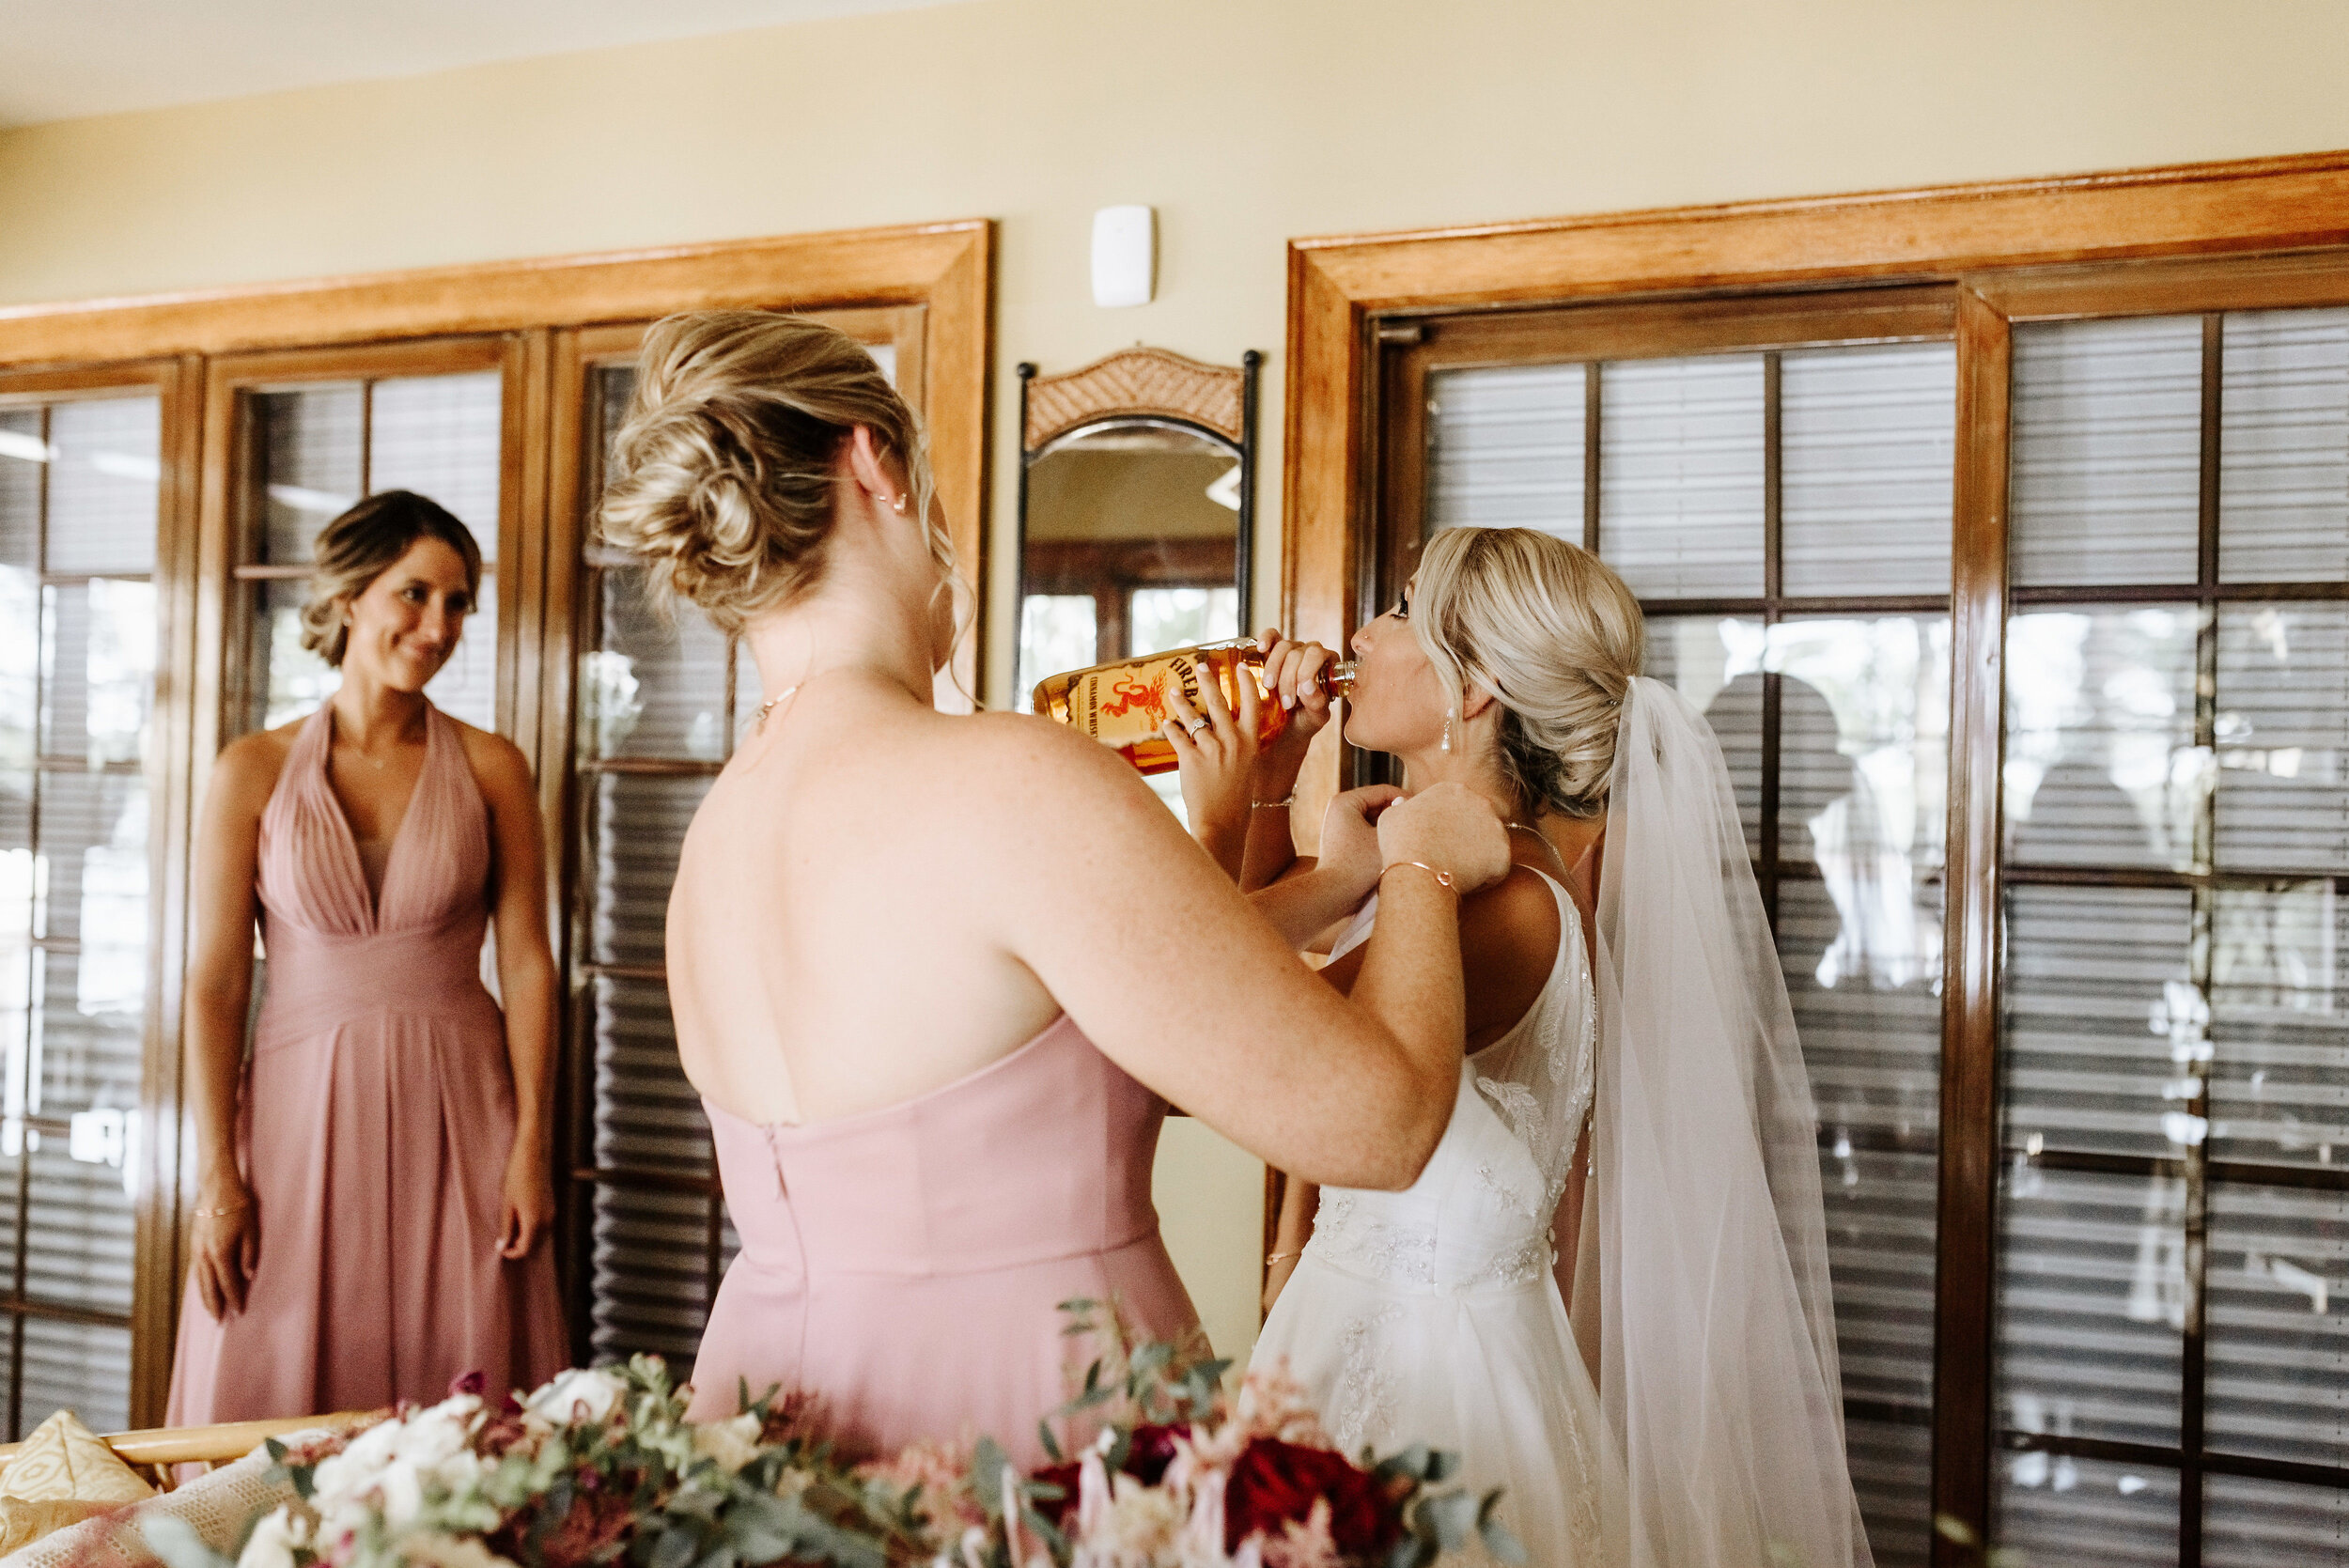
[1425,363,1586,533]
[37,581,153,767]
[1843,1414,1932,1568]
[247,578,339,734]
[44,399,158,577]
[2204,1181,2349,1470]
[256,386,362,567]
[2215,604,2349,873]
[1641,616,1765,856]
[2202,1474,2349,1568]
[590,975,708,1178]
[35,944,144,1121]
[588,773,708,968]
[2210,883,2346,1168]
[0,411,39,568]
[32,770,146,958]
[16,1316,129,1436]
[2005,608,2201,869]
[368,372,502,559]
[422,574,495,730]
[2012,316,2201,589]
[1770,616,1951,879]
[1998,1164,2186,1448]
[1129,586,1238,655]
[587,566,726,760]
[0,568,34,769]
[1780,873,1940,1568]
[864,341,898,386]
[1998,1452,2178,1568]
[1597,354,1766,598]
[598,366,637,461]
[2004,885,2193,1158]
[23,1135,132,1314]
[1781,343,1955,598]
[2219,307,2349,583]
[589,1182,711,1372]
[1015,595,1097,714]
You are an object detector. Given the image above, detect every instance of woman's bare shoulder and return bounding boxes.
[447,717,532,791]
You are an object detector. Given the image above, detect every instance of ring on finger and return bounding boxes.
[1184,717,1210,736]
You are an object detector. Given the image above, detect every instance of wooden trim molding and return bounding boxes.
[1283,148,2349,654]
[1022,347,1247,449]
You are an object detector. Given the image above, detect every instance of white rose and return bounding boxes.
[392,1531,517,1568]
[235,1507,308,1568]
[378,1459,425,1529]
[395,1399,479,1470]
[523,1369,624,1425]
[689,1413,763,1474]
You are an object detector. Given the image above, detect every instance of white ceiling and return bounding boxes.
[0,0,970,129]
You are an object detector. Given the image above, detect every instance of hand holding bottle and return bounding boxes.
[1375,782,1511,896]
[1251,629,1344,788]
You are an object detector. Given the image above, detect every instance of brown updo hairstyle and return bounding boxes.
[598,310,949,636]
[1411,526,1645,819]
[299,490,483,668]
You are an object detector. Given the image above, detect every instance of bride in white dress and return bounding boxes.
[1169,526,1874,1568]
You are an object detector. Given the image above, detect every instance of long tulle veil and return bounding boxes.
[1591,675,1875,1568]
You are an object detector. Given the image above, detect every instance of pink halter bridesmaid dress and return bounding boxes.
[165,702,568,1421]
[686,1015,1200,1466]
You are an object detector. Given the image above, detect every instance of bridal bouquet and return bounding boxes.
[142,1306,1517,1568]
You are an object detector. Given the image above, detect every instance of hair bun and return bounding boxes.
[596,310,938,636]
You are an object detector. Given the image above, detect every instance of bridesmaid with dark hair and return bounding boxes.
[166,490,567,1422]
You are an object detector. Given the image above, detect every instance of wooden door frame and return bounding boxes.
[1283,148,2349,1565]
[0,221,992,1422]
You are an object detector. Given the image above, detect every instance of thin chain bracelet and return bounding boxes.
[1250,793,1296,809]
[1379,860,1457,893]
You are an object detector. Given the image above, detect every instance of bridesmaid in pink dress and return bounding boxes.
[167,492,567,1421]
[600,313,1512,1463]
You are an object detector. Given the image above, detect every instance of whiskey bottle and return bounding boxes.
[1031,639,1358,776]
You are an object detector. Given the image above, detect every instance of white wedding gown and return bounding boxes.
[1251,868,1628,1563]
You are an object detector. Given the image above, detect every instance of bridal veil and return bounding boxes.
[1590,674,1875,1568]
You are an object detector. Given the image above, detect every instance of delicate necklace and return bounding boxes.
[754,685,802,732]
[1504,819,1571,877]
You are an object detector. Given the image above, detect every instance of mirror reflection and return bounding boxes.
[1015,420,1244,712]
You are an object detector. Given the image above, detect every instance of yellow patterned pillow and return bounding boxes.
[0,1408,155,1549]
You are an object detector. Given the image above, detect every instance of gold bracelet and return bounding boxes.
[1250,794,1295,810]
[1378,860,1457,893]
[1266,1250,1302,1265]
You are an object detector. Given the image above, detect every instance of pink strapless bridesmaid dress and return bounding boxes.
[165,703,568,1421]
[687,1016,1200,1465]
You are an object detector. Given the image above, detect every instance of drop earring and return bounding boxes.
[891,493,908,515]
[1441,710,1454,753]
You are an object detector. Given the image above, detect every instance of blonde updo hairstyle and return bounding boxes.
[299,490,482,668]
[599,310,947,636]
[1410,526,1644,819]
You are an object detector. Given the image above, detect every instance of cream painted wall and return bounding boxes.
[7,0,2349,1370]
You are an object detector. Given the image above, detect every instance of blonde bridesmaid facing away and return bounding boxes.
[598,311,1509,1463]
[166,491,568,1422]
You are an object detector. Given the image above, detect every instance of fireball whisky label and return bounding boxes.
[1067,654,1205,745]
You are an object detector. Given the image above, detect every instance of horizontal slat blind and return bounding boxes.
[1781,343,1956,598]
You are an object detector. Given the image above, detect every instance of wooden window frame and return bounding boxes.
[0,359,199,1433]
[0,221,992,1424]
[1283,150,2349,1566]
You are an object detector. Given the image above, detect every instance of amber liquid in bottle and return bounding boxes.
[1031,639,1359,775]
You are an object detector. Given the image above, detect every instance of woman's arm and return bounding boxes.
[1262,1174,1319,1314]
[182,737,277,1319]
[971,720,1508,1190]
[467,729,558,1262]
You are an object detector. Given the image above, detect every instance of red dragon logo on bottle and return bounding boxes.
[1099,672,1171,725]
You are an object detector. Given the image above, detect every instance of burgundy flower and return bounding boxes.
[1125,1423,1181,1486]
[448,1370,489,1398]
[1030,1460,1082,1526]
[1224,1438,1404,1558]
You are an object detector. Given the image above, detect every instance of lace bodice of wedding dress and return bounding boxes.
[1252,866,1626,1563]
